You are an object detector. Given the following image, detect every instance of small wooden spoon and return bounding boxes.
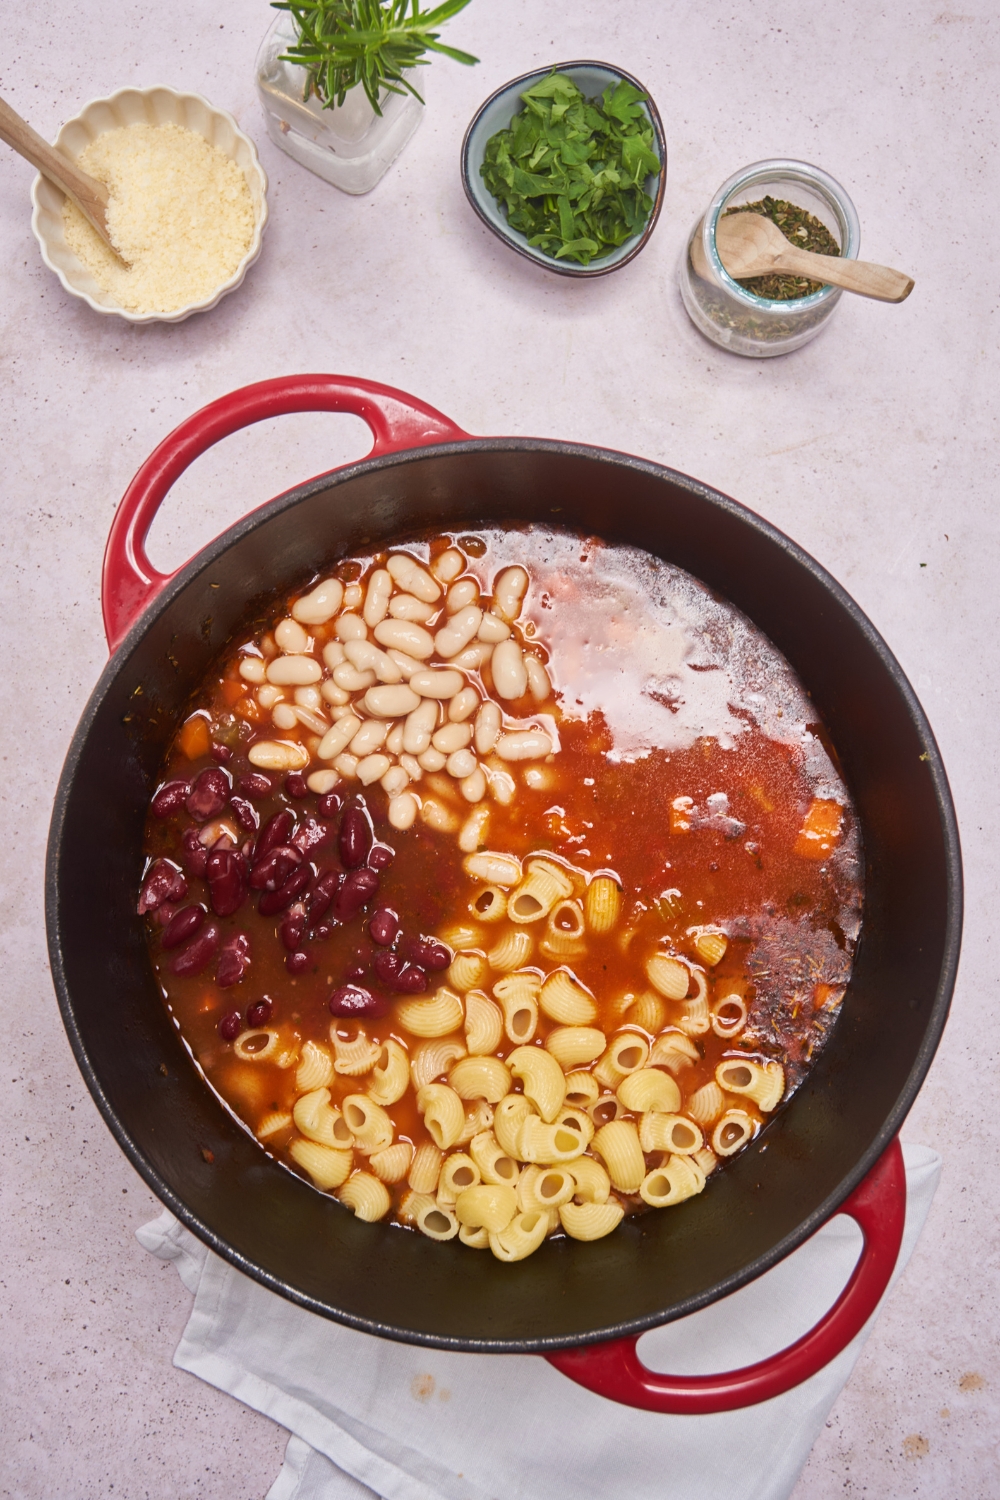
[0,93,126,260]
[714,212,913,303]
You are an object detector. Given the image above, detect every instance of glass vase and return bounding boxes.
[678,159,861,358]
[255,13,425,195]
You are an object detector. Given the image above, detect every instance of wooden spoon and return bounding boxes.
[715,211,913,303]
[0,93,125,260]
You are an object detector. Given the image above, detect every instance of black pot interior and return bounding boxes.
[47,441,960,1350]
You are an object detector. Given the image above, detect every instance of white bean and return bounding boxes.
[381,765,410,797]
[446,748,477,779]
[363,684,421,718]
[349,719,390,757]
[333,662,376,692]
[432,548,465,583]
[344,639,403,683]
[460,768,487,804]
[374,619,435,659]
[343,583,363,610]
[292,578,343,625]
[386,723,405,755]
[294,685,323,710]
[317,714,361,761]
[495,730,553,761]
[334,752,359,779]
[295,705,329,734]
[524,655,551,702]
[386,554,441,602]
[418,747,447,771]
[399,753,423,781]
[388,791,419,830]
[449,642,493,670]
[433,722,473,754]
[491,640,527,700]
[434,605,482,658]
[388,595,436,622]
[266,654,323,686]
[409,668,465,699]
[321,679,350,707]
[494,566,528,621]
[386,648,424,679]
[523,766,554,790]
[238,655,266,683]
[275,617,310,654]
[477,611,511,643]
[363,568,392,627]
[330,703,355,720]
[448,686,480,723]
[248,740,309,771]
[272,703,298,730]
[257,684,285,709]
[420,797,459,832]
[486,767,516,804]
[357,753,391,786]
[335,613,368,642]
[447,578,479,614]
[402,698,439,755]
[307,769,341,794]
[458,804,490,851]
[322,640,346,669]
[474,701,502,754]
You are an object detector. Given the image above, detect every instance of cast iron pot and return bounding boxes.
[46,376,961,1414]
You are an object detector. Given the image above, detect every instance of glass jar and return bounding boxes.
[255,13,425,195]
[678,159,860,358]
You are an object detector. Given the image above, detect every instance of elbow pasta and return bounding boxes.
[487,928,535,972]
[340,1172,392,1221]
[410,1037,468,1090]
[448,1054,512,1102]
[544,1026,607,1069]
[493,973,539,1043]
[584,875,622,935]
[539,970,598,1026]
[715,1059,785,1112]
[368,1039,410,1105]
[417,1084,466,1150]
[463,990,504,1054]
[507,1046,567,1121]
[592,1120,646,1193]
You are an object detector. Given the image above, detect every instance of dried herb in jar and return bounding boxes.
[725,195,840,300]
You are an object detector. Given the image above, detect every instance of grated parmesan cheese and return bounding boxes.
[62,121,255,314]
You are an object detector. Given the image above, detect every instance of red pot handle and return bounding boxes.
[101,374,469,653]
[546,1136,905,1414]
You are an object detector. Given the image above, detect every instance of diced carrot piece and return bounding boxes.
[234,697,263,724]
[219,677,247,706]
[794,799,843,860]
[670,796,693,834]
[178,714,211,760]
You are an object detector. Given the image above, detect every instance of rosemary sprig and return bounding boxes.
[272,0,478,114]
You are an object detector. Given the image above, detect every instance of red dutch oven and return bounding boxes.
[46,375,960,1414]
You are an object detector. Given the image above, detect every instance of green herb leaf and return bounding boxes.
[480,70,659,266]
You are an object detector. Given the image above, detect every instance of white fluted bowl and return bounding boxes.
[30,85,268,324]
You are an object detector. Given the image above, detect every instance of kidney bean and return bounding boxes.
[207,848,249,917]
[216,932,251,988]
[218,1010,243,1041]
[258,864,312,915]
[180,827,209,877]
[307,870,341,923]
[293,819,335,857]
[246,997,272,1027]
[153,901,178,928]
[137,859,187,915]
[400,934,451,972]
[318,790,344,818]
[151,779,191,819]
[369,907,399,946]
[333,867,379,923]
[373,950,427,993]
[249,844,303,892]
[339,805,372,870]
[286,951,310,975]
[253,809,294,865]
[240,773,273,799]
[211,743,233,764]
[161,904,206,949]
[368,844,394,872]
[186,767,231,822]
[285,772,309,799]
[328,984,389,1019]
[231,796,259,833]
[170,921,221,976]
[280,908,307,951]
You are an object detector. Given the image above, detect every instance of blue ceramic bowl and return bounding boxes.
[461,60,667,278]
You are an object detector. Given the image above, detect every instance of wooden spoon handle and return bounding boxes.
[771,244,914,303]
[0,93,112,243]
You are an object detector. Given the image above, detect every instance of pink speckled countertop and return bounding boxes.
[2,1,998,1495]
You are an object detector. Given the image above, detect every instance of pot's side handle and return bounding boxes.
[101,374,469,653]
[546,1136,905,1415]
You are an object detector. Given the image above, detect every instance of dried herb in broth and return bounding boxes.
[725,195,840,300]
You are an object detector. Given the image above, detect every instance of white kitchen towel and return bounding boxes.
[138,1143,939,1500]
